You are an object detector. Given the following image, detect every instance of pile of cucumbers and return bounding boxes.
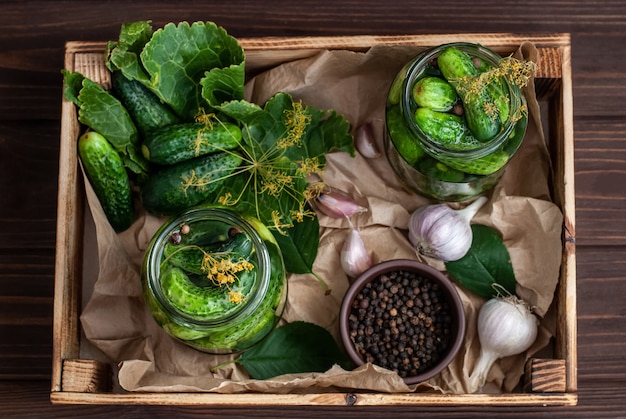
[78,71,244,232]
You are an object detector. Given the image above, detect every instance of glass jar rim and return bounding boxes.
[144,207,271,328]
[401,42,524,159]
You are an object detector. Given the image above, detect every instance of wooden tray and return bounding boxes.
[52,33,576,406]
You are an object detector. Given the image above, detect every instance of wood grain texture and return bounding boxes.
[1,0,625,417]
[524,359,567,393]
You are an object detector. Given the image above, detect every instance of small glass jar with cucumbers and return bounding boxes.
[142,207,287,354]
[385,42,532,201]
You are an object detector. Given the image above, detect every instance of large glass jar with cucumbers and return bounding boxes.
[385,42,533,201]
[142,207,287,354]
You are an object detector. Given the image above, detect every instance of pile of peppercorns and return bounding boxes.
[347,269,454,379]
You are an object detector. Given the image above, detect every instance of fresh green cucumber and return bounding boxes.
[441,149,510,175]
[142,122,242,165]
[414,107,480,150]
[78,131,134,232]
[111,71,179,137]
[437,46,502,142]
[463,58,511,122]
[486,77,511,123]
[412,76,458,112]
[462,88,502,142]
[140,151,243,215]
[162,267,223,317]
[188,240,285,351]
[386,105,425,164]
[437,47,479,81]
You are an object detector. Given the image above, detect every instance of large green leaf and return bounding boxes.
[237,321,353,380]
[139,21,245,120]
[209,93,353,277]
[62,71,148,175]
[445,224,516,299]
[216,94,354,226]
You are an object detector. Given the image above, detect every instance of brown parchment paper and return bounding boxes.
[79,41,564,394]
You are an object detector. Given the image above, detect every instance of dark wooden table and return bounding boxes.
[2,1,625,417]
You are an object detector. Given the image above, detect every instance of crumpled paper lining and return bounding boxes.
[79,41,564,395]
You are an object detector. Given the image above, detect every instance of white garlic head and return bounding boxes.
[408,196,487,262]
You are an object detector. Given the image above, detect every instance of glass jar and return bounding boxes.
[142,207,287,354]
[384,42,528,201]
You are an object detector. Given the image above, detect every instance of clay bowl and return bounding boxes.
[339,259,465,385]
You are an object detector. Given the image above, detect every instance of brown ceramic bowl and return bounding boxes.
[339,259,465,385]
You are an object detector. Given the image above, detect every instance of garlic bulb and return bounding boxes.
[341,220,372,278]
[468,296,539,392]
[408,196,487,262]
[315,187,367,219]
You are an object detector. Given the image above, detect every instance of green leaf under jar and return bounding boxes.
[235,321,353,379]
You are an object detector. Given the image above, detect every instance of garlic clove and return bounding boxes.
[341,224,372,278]
[315,188,368,219]
[355,123,381,159]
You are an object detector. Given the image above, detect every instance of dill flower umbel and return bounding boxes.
[202,253,254,287]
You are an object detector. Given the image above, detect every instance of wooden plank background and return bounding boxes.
[1,1,625,417]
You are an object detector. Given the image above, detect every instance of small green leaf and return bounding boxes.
[200,63,245,107]
[238,321,353,380]
[444,224,516,299]
[61,70,84,105]
[272,216,320,275]
[217,99,264,123]
[65,73,148,176]
[105,20,154,82]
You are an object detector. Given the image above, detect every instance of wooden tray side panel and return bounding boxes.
[52,45,86,393]
[240,33,568,79]
[552,44,577,393]
[50,390,578,407]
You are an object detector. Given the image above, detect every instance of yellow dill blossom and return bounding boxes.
[278,101,311,149]
[193,128,207,157]
[296,157,324,178]
[510,104,528,124]
[218,192,235,206]
[482,100,500,118]
[455,56,536,98]
[496,56,537,88]
[259,167,293,196]
[291,206,317,223]
[228,290,246,304]
[181,169,212,193]
[201,253,254,288]
[195,109,217,127]
[192,113,222,157]
[304,181,327,201]
[456,74,482,97]
[271,210,293,236]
